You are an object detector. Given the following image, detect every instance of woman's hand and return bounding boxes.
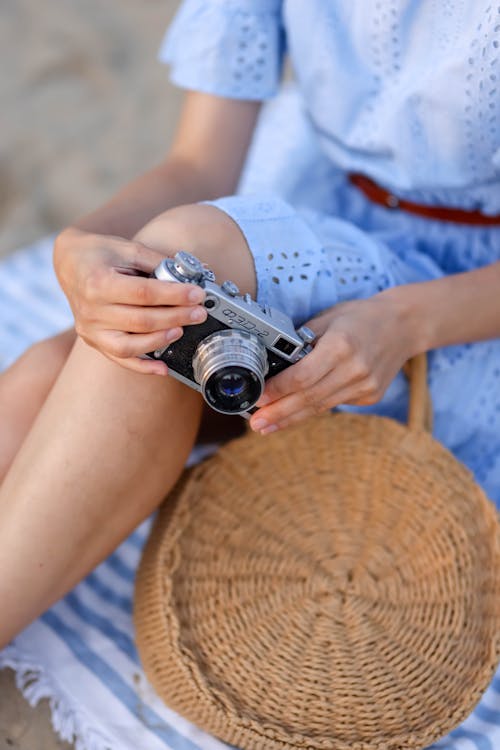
[249,290,422,434]
[53,226,207,375]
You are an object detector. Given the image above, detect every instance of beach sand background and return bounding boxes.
[1,1,181,747]
[1,0,182,258]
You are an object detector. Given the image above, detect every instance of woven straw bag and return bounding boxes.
[134,355,500,750]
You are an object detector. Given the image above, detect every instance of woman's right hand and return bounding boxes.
[53,227,207,375]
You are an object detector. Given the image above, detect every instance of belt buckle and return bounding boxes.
[385,193,400,209]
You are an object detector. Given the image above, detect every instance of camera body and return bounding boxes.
[147,251,315,417]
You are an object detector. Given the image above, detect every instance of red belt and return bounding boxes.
[348,173,500,226]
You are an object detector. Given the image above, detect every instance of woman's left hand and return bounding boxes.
[249,289,422,434]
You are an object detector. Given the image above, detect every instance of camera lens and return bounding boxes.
[205,366,262,413]
[218,371,246,397]
[193,330,268,415]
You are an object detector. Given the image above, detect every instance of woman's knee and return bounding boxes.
[134,203,256,297]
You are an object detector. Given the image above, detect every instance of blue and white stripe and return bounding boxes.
[1,238,500,750]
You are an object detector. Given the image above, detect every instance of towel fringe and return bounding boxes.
[0,649,116,750]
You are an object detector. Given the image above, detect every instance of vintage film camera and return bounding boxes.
[147,251,315,417]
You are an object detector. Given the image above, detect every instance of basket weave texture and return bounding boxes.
[134,359,500,750]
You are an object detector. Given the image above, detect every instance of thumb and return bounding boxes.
[115,239,172,276]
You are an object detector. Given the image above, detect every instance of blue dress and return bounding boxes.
[159,0,500,507]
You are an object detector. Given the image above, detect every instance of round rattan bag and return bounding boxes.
[134,355,500,750]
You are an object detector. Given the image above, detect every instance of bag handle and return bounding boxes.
[405,353,433,433]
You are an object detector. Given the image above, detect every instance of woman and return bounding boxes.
[0,0,499,648]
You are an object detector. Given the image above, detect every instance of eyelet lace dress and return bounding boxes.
[159,0,500,507]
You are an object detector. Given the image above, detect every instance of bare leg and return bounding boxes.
[0,328,242,481]
[0,205,254,647]
[0,329,76,482]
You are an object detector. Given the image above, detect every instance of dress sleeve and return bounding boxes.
[158,0,285,100]
[205,194,444,326]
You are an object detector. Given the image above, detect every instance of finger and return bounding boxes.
[114,240,170,276]
[99,328,184,360]
[250,388,368,435]
[251,368,374,432]
[258,346,332,406]
[273,381,377,430]
[99,303,207,333]
[95,271,206,307]
[259,330,357,406]
[106,353,169,377]
[250,391,307,432]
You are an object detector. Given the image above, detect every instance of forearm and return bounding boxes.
[60,93,261,241]
[67,156,226,240]
[386,261,500,352]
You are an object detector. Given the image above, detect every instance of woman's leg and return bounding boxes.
[0,329,76,482]
[0,336,204,647]
[0,205,254,647]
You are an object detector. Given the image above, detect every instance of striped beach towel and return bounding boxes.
[1,237,500,750]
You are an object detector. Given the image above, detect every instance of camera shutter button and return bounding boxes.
[221,280,240,297]
[173,251,205,280]
[297,325,316,345]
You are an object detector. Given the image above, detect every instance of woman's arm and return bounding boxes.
[53,92,260,373]
[249,261,500,433]
[396,260,500,350]
[64,92,260,239]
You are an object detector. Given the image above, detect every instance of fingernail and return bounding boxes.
[261,424,278,435]
[251,418,267,431]
[190,307,207,322]
[188,288,205,303]
[152,364,168,376]
[165,327,182,342]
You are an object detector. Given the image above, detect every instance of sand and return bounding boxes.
[1,1,182,747]
[0,670,71,750]
[0,0,182,258]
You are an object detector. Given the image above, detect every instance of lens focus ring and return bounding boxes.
[193,330,268,414]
